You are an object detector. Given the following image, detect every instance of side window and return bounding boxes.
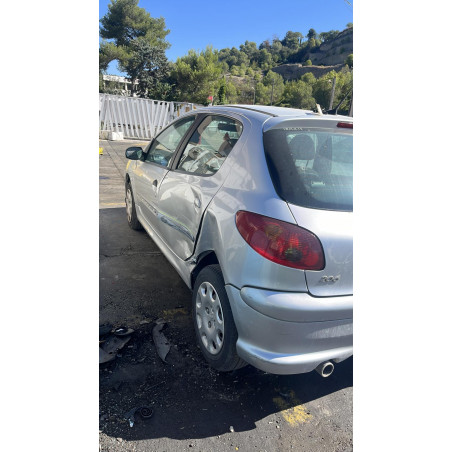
[145,116,196,167]
[176,115,243,176]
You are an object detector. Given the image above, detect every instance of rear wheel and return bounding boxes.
[125,181,143,230]
[192,265,246,372]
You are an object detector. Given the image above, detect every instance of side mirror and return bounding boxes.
[125,146,143,160]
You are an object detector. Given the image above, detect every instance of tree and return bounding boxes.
[171,46,223,104]
[345,54,353,68]
[282,80,316,109]
[307,37,317,50]
[301,72,316,85]
[307,28,318,40]
[255,71,284,105]
[312,69,353,111]
[99,0,170,95]
[120,39,170,98]
[282,31,304,50]
[305,59,312,66]
[239,41,259,63]
[257,48,274,71]
[319,30,340,43]
[259,39,272,51]
[99,41,130,72]
[100,0,169,49]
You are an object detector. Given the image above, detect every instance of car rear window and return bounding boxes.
[263,125,353,211]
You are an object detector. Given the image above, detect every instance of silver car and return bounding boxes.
[125,105,352,376]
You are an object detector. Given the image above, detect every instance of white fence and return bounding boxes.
[99,94,198,140]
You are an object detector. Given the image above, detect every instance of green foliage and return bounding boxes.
[99,0,171,95]
[307,37,317,49]
[120,39,170,98]
[312,69,353,112]
[100,0,169,49]
[305,59,312,66]
[346,22,353,29]
[257,48,274,70]
[217,83,227,104]
[345,54,353,68]
[301,72,316,85]
[307,28,318,40]
[319,30,340,43]
[282,80,316,109]
[239,40,259,63]
[171,46,223,104]
[99,40,130,72]
[255,71,284,105]
[218,47,250,70]
[224,81,238,103]
[282,31,303,50]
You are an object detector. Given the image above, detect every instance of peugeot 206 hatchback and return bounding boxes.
[124,105,352,377]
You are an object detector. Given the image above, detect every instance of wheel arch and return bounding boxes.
[190,250,219,289]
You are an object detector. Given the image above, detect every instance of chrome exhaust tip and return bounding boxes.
[315,361,335,378]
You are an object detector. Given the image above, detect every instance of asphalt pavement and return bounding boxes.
[99,139,353,452]
[99,139,150,209]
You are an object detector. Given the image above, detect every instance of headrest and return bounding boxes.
[289,135,316,160]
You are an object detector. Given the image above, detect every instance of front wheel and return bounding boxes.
[192,265,246,372]
[125,181,143,230]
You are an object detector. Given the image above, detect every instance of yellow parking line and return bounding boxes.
[273,390,312,426]
[100,202,125,207]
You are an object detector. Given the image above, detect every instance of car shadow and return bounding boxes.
[99,350,352,441]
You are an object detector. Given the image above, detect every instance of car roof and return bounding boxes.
[191,104,353,123]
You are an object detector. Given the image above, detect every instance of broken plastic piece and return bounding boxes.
[152,323,171,363]
[99,347,116,364]
[99,335,131,364]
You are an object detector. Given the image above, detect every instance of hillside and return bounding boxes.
[272,63,345,81]
[308,27,353,66]
[270,27,352,83]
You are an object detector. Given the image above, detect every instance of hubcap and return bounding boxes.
[126,188,133,222]
[195,281,224,355]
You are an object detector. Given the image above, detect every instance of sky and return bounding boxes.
[99,0,353,75]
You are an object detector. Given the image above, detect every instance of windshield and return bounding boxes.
[263,126,352,211]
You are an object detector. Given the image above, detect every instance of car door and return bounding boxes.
[133,115,197,233]
[154,114,246,260]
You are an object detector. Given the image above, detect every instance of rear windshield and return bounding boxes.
[263,126,353,211]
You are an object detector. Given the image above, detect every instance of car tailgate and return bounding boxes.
[288,203,352,297]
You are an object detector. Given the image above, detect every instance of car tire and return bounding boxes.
[192,265,247,372]
[125,181,143,230]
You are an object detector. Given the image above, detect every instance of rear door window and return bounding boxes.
[176,115,243,176]
[263,125,352,211]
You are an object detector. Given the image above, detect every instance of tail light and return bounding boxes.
[235,211,325,270]
[337,122,353,129]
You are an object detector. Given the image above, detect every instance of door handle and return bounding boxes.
[194,197,201,208]
[152,179,158,188]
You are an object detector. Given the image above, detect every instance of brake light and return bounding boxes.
[337,122,353,129]
[235,211,325,270]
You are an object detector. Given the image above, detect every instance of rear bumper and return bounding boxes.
[225,285,353,375]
